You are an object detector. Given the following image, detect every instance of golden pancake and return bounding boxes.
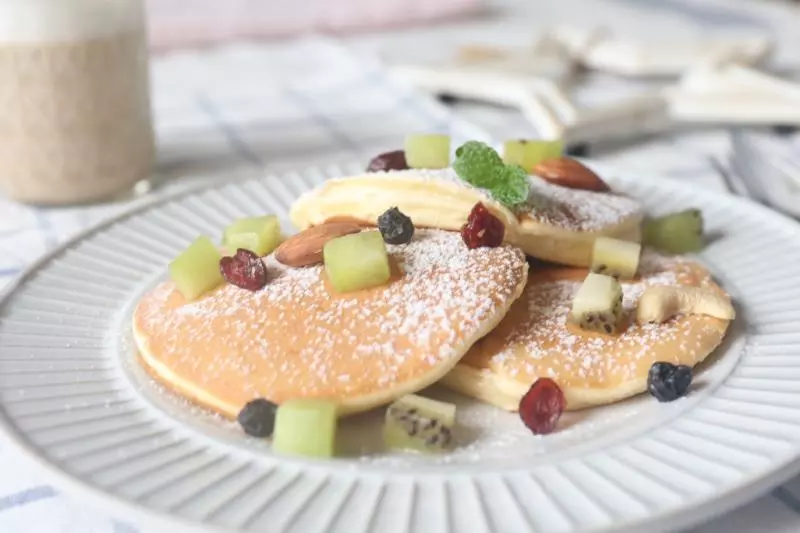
[133,229,528,419]
[290,168,643,267]
[439,251,732,410]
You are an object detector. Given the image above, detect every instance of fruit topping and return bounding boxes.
[272,398,337,457]
[642,209,704,254]
[377,207,415,245]
[404,134,451,169]
[220,249,268,291]
[636,286,735,324]
[461,202,505,249]
[502,138,563,171]
[168,236,224,300]
[383,394,456,453]
[324,230,391,293]
[367,150,409,172]
[453,141,531,207]
[647,362,692,402]
[275,222,362,267]
[532,157,610,192]
[237,398,278,437]
[566,142,590,157]
[569,272,624,334]
[590,237,642,280]
[223,215,281,257]
[519,378,565,435]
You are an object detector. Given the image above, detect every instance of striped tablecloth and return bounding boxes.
[2,33,800,533]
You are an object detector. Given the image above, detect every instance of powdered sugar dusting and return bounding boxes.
[135,230,527,408]
[484,251,727,387]
[369,167,641,231]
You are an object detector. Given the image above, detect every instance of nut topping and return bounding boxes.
[533,157,610,192]
[274,222,362,267]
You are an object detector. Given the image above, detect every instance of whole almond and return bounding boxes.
[275,222,362,267]
[533,157,610,192]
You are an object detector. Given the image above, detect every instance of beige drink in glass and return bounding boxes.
[0,0,155,205]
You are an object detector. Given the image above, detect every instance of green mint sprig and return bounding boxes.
[452,141,530,207]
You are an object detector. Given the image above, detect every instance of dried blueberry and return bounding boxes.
[367,150,409,172]
[377,207,415,245]
[566,142,590,157]
[647,362,692,402]
[237,398,278,437]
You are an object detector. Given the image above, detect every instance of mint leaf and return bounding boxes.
[452,141,504,188]
[490,165,530,207]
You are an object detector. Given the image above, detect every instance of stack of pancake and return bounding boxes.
[133,165,732,417]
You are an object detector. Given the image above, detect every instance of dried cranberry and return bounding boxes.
[460,202,505,249]
[220,249,267,291]
[367,150,409,172]
[519,378,565,435]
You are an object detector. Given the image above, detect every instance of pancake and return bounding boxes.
[133,229,528,418]
[289,168,643,267]
[439,251,732,410]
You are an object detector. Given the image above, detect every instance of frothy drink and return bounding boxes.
[0,0,154,205]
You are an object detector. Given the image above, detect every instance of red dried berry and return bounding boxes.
[220,249,268,291]
[461,202,505,249]
[519,378,565,435]
[367,150,409,172]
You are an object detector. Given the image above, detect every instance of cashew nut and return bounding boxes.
[636,286,735,324]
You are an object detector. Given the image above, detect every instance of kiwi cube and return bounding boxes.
[404,134,451,169]
[591,237,642,280]
[223,215,281,256]
[168,236,224,300]
[383,394,456,453]
[323,231,391,293]
[569,272,624,334]
[272,399,337,458]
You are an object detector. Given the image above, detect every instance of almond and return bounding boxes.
[532,157,610,192]
[275,222,362,267]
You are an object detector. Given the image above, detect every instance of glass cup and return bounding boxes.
[0,0,155,205]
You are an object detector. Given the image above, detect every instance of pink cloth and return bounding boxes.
[145,0,484,50]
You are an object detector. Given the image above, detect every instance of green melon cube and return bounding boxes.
[272,399,337,458]
[404,134,451,169]
[222,215,281,256]
[502,138,564,171]
[168,236,224,300]
[323,231,391,293]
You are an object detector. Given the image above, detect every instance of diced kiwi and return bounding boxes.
[591,237,642,280]
[222,215,281,256]
[272,398,337,458]
[569,272,624,334]
[642,209,704,254]
[168,236,224,300]
[383,394,456,453]
[323,231,391,293]
[404,134,451,169]
[502,138,564,171]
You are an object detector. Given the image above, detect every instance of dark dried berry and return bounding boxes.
[220,249,268,291]
[237,398,278,437]
[460,202,505,249]
[367,150,409,172]
[519,378,565,435]
[566,142,590,157]
[377,207,415,245]
[647,362,692,402]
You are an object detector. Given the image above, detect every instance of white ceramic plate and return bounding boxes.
[1,163,799,533]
